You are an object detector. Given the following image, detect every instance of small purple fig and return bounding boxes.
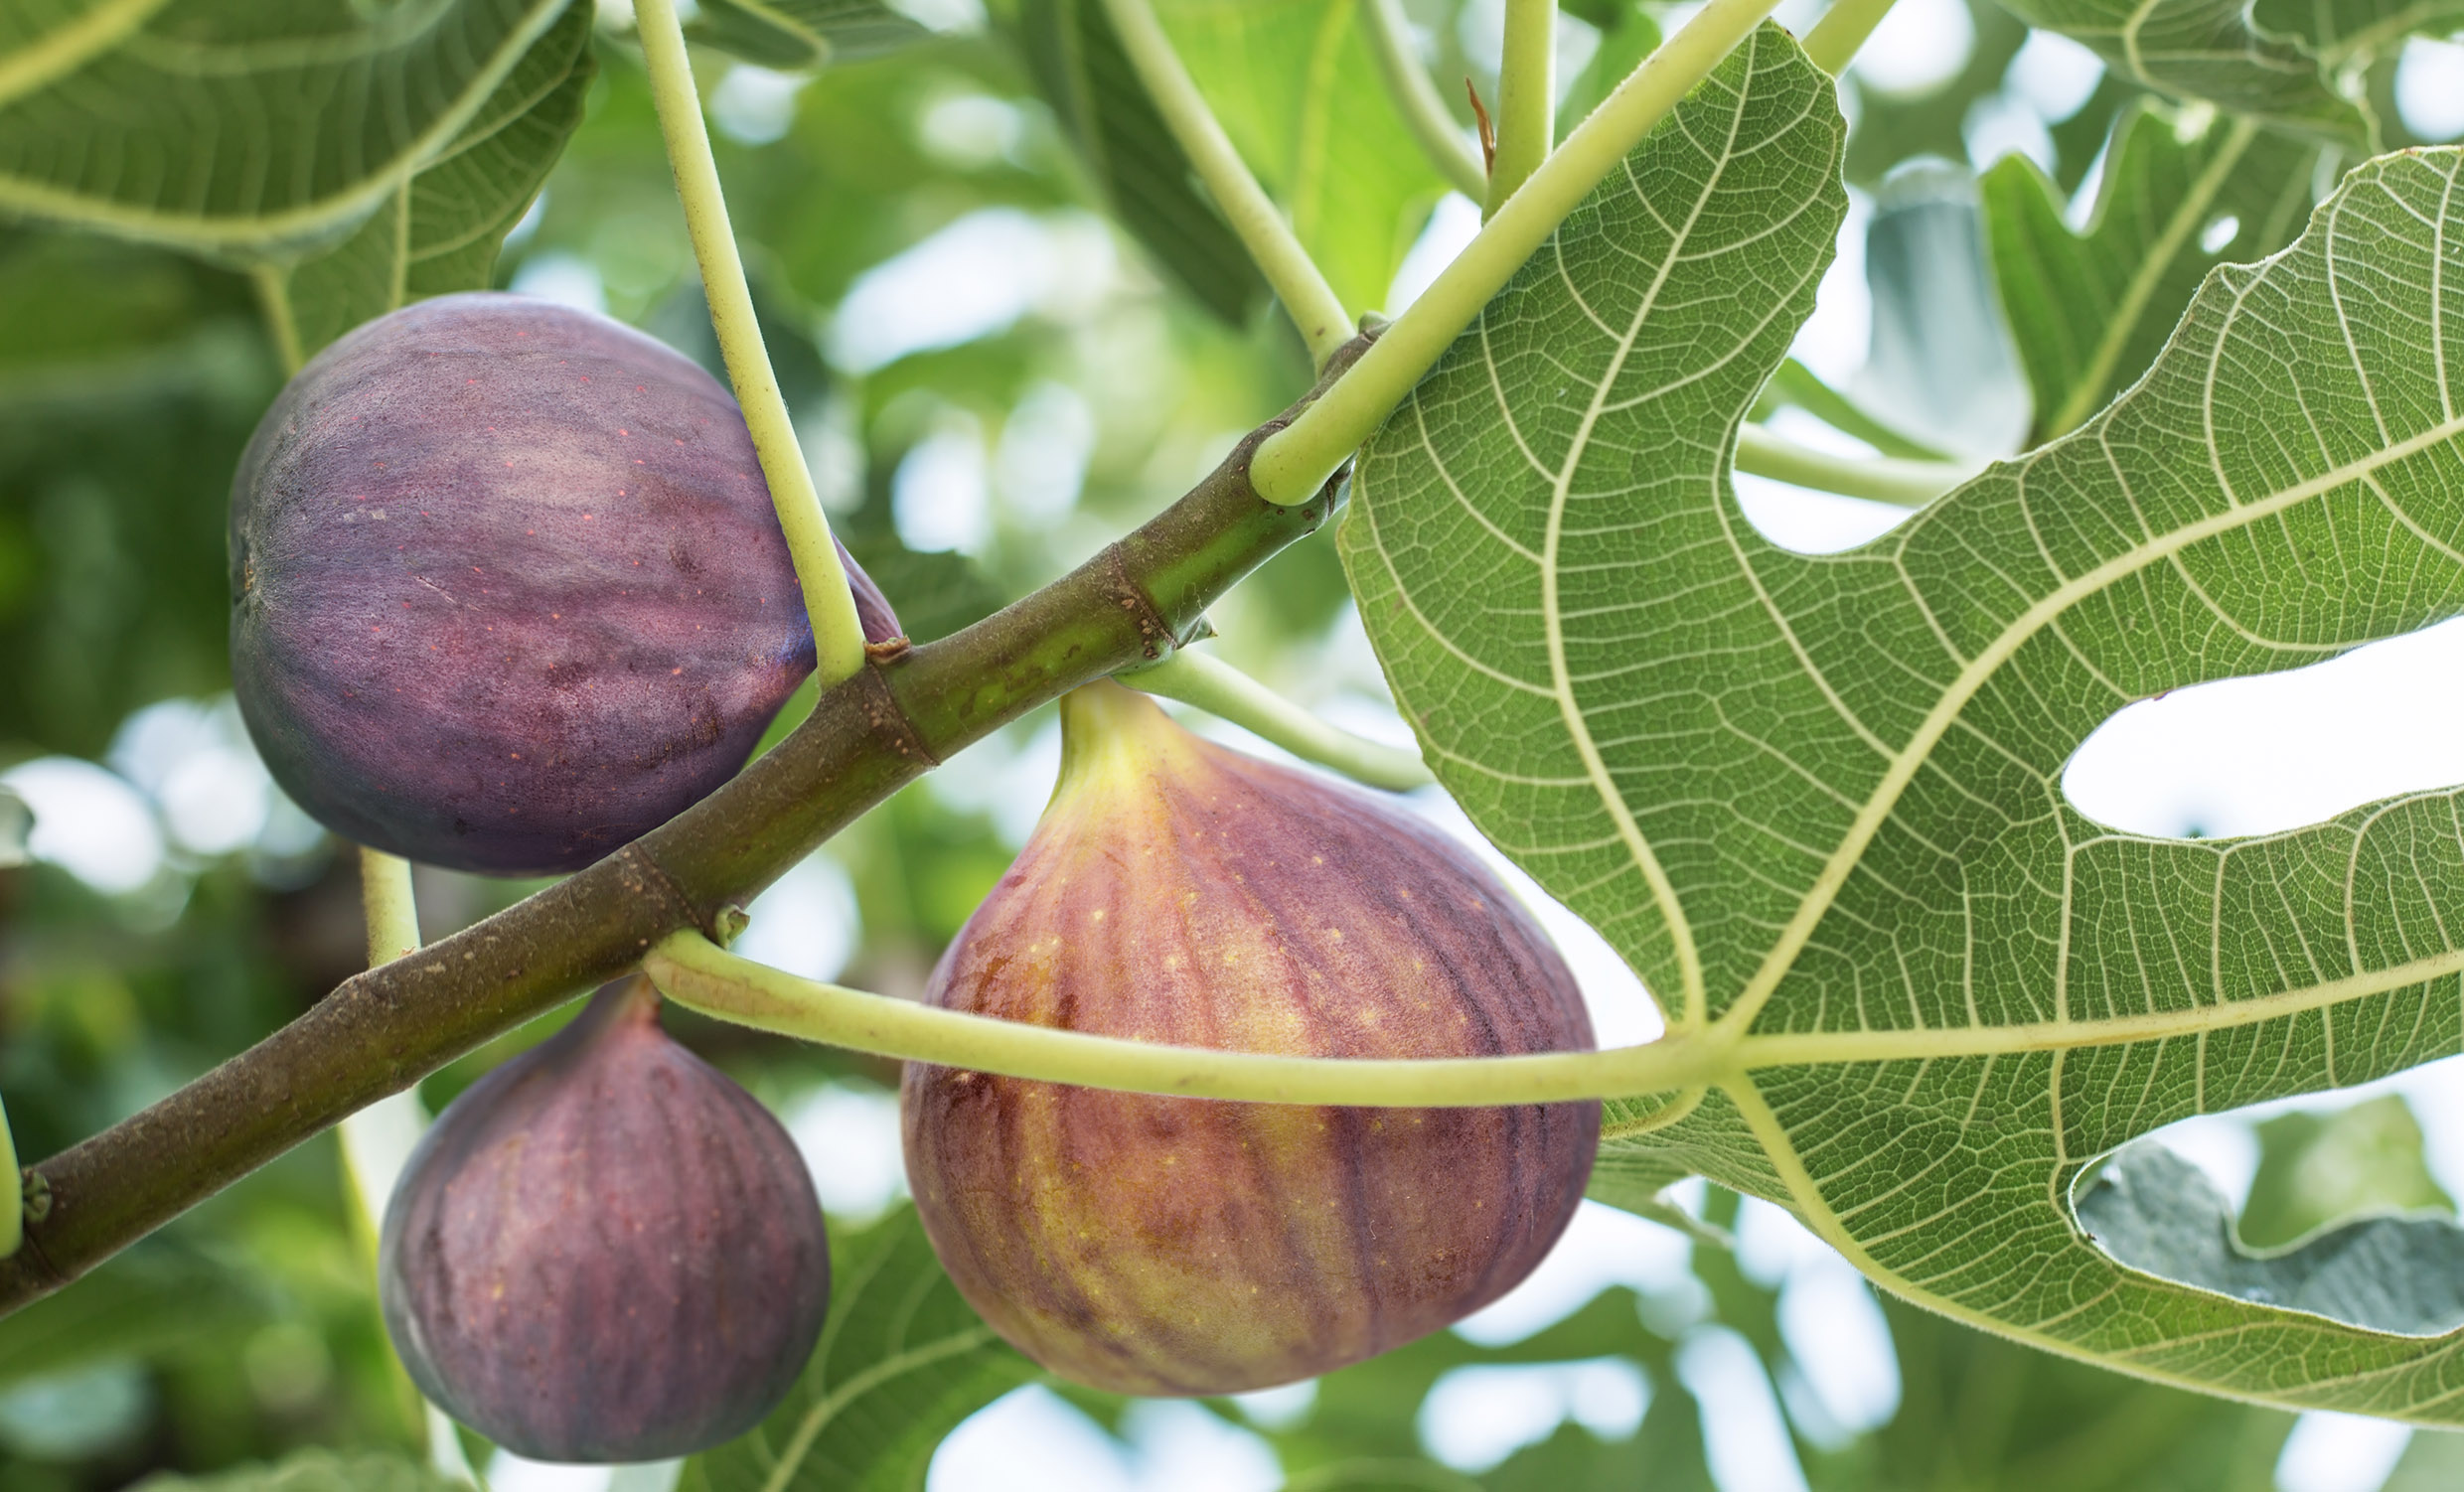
[901,681,1600,1396]
[380,977,829,1462]
[230,291,898,875]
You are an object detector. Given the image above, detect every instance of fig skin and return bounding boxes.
[230,291,899,875]
[380,977,830,1463]
[901,681,1600,1396]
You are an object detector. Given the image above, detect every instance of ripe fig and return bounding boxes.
[230,291,898,875]
[380,977,829,1462]
[901,681,1600,1396]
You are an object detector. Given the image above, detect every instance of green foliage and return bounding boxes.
[681,1206,1038,1492]
[1987,0,2365,140]
[129,1449,466,1491]
[1018,0,1268,323]
[688,0,930,70]
[2240,1094,2455,1247]
[1349,8,2464,1413]
[1982,100,2322,443]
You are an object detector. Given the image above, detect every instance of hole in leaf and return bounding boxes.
[2063,616,2464,838]
[2073,1058,2464,1335]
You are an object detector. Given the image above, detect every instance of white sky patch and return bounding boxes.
[509,252,608,316]
[1790,187,1873,386]
[997,381,1097,524]
[1737,1200,1903,1442]
[829,210,1116,374]
[894,411,993,554]
[2394,36,2464,142]
[708,66,806,146]
[1679,1325,1813,1492]
[1456,1200,1697,1346]
[2005,29,2105,122]
[1851,0,1974,99]
[3,757,164,895]
[785,1082,908,1222]
[110,695,271,857]
[2276,1411,2414,1492]
[1419,1358,1648,1470]
[1965,89,2056,173]
[931,1387,1279,1492]
[1385,193,1483,317]
[918,90,1027,170]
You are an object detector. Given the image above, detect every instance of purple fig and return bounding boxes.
[230,291,899,875]
[380,977,830,1462]
[901,681,1600,1396]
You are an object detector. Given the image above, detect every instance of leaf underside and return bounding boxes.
[687,0,928,71]
[0,0,580,258]
[1345,18,2464,1417]
[1987,0,2366,142]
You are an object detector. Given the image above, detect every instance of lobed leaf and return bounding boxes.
[2251,0,2464,73]
[0,0,580,259]
[1345,10,2464,1413]
[1986,0,2364,142]
[1982,99,2322,444]
[681,1205,1037,1492]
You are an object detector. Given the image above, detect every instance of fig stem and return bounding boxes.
[1360,0,1488,200]
[1801,0,1905,75]
[645,931,1713,1106]
[1247,0,1785,506]
[1118,649,1435,792]
[0,1090,19,1260]
[1098,0,1352,369]
[1733,425,1979,508]
[1484,0,1555,221]
[634,0,869,685]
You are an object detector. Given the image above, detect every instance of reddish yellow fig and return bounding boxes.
[901,680,1599,1396]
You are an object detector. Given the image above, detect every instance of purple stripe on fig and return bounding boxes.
[900,681,1600,1397]
[380,976,830,1463]
[229,291,897,875]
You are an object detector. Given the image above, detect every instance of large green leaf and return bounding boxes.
[1344,9,2464,1414]
[2253,0,2464,73]
[1987,0,2365,141]
[688,0,928,70]
[681,1205,1036,1492]
[0,0,578,258]
[131,1450,466,1491]
[1982,99,2322,444]
[0,1244,270,1390]
[1155,0,1448,316]
[1017,0,1266,324]
[255,0,595,363]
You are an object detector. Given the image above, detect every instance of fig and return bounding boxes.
[901,681,1600,1396]
[230,291,898,875]
[380,977,829,1462]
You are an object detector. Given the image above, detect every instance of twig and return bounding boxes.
[1120,648,1434,791]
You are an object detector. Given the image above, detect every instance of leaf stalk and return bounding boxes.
[1248,0,1785,505]
[635,0,868,685]
[1360,0,1488,199]
[1734,425,1979,507]
[1486,0,1557,217]
[1099,0,1352,365]
[1120,648,1435,790]
[1801,0,1903,75]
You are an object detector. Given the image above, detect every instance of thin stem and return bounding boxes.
[1362,0,1487,200]
[1733,425,1978,508]
[1486,0,1556,218]
[635,0,867,684]
[360,847,421,967]
[1802,0,1903,75]
[1100,0,1352,366]
[1122,648,1434,791]
[647,931,1712,1105]
[1250,0,1783,504]
[0,1093,19,1261]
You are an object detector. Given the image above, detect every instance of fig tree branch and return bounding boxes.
[647,931,1710,1103]
[637,0,868,682]
[1248,0,1785,505]
[0,338,1369,1320]
[1099,0,1352,366]
[1120,647,1434,791]
[1360,0,1488,199]
[1485,0,1556,218]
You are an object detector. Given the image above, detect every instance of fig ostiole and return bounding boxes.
[900,680,1601,1397]
[380,976,829,1463]
[230,291,899,876]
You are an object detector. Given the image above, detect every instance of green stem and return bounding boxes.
[1121,648,1434,790]
[359,847,420,967]
[635,0,867,684]
[1486,0,1556,218]
[1362,0,1486,200]
[0,1092,19,1261]
[1100,0,1352,366]
[647,931,1710,1105]
[1249,0,1783,504]
[1733,425,1978,508]
[1801,0,1903,75]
